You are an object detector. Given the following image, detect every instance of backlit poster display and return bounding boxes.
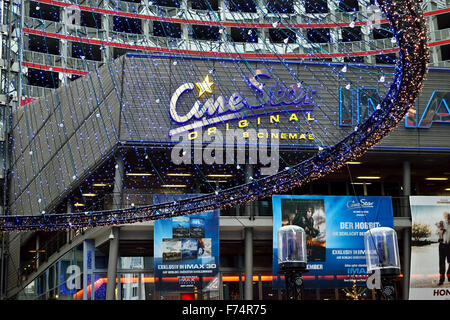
[409,196,450,300]
[272,195,394,289]
[153,194,219,294]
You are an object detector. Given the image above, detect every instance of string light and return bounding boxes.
[2,0,428,232]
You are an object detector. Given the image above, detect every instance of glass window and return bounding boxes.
[222,273,241,300]
[253,280,259,300]
[227,0,257,13]
[71,42,102,61]
[441,44,450,61]
[153,21,182,38]
[112,16,143,34]
[261,275,279,300]
[437,13,450,30]
[338,0,359,12]
[154,0,180,7]
[27,68,59,88]
[80,10,102,29]
[341,27,362,42]
[267,0,295,14]
[258,200,272,216]
[372,24,393,39]
[22,280,37,300]
[29,1,60,22]
[192,0,219,11]
[16,244,84,300]
[375,53,397,64]
[119,256,147,270]
[304,0,329,13]
[95,250,107,269]
[269,29,296,44]
[230,28,258,43]
[28,35,60,55]
[344,56,364,64]
[36,273,46,299]
[191,25,221,41]
[306,28,331,44]
[142,274,155,300]
[120,273,140,300]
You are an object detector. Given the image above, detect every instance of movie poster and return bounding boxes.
[409,196,450,300]
[272,195,394,289]
[153,194,219,292]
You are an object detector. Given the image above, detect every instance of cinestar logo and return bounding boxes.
[346,199,374,209]
[168,70,317,136]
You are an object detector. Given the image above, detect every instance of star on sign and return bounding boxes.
[195,75,214,98]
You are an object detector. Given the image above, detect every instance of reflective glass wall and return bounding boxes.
[17,244,83,300]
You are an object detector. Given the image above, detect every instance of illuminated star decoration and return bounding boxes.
[195,75,214,98]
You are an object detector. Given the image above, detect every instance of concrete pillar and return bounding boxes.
[245,165,255,218]
[113,155,124,209]
[35,234,40,269]
[402,228,411,300]
[403,161,411,197]
[244,227,253,300]
[258,273,262,300]
[106,227,120,300]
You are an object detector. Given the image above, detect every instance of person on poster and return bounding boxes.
[438,212,450,285]
[198,238,205,256]
[282,209,296,226]
[293,206,319,238]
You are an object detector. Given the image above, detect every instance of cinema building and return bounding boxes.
[0,0,449,301]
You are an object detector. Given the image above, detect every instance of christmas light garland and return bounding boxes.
[2,0,428,232]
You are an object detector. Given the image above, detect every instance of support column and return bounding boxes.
[402,227,411,300]
[244,227,253,300]
[66,202,72,243]
[106,227,120,300]
[35,234,40,270]
[245,165,255,219]
[113,155,124,209]
[403,161,411,197]
[402,160,411,300]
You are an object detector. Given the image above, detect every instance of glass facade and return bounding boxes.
[17,244,83,300]
[16,245,385,301]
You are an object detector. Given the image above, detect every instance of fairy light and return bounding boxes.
[0,0,429,232]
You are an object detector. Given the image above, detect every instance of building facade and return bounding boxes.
[0,0,449,300]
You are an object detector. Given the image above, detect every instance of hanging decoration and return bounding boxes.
[1,0,428,232]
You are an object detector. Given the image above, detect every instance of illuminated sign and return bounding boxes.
[169,69,318,136]
[405,91,450,128]
[340,89,450,129]
[169,71,449,138]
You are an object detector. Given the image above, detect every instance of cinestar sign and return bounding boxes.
[168,70,318,136]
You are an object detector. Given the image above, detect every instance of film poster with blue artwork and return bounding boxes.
[272,195,394,289]
[154,194,219,291]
